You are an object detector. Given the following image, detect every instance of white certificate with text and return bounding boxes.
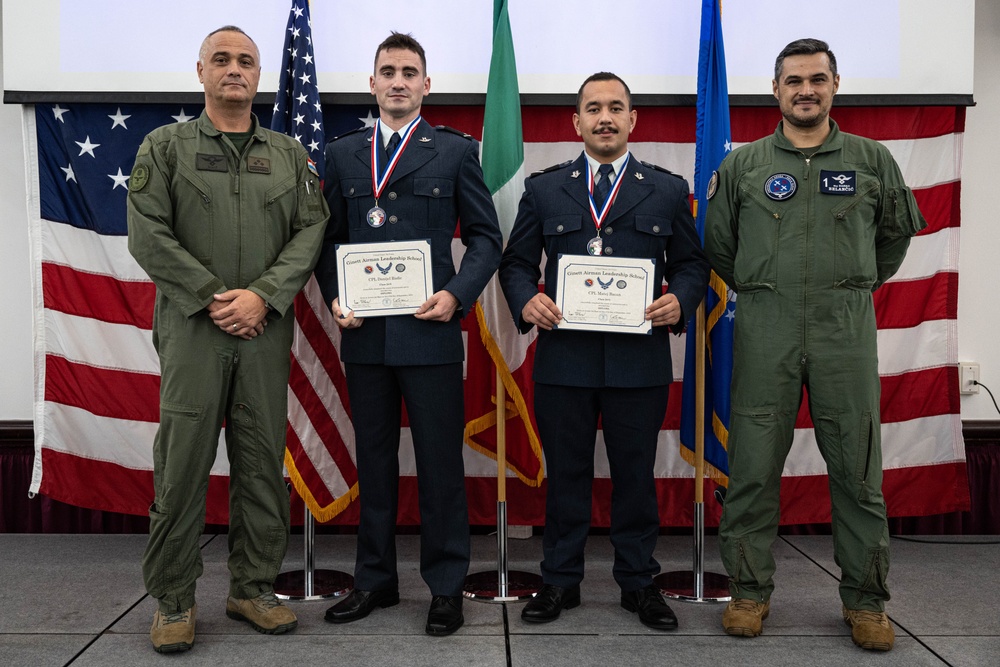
[554,254,654,335]
[336,239,434,317]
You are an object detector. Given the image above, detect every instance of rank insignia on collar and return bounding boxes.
[419,136,431,142]
[366,136,373,142]
[571,170,581,178]
[634,172,644,180]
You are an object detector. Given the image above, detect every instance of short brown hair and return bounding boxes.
[774,38,838,80]
[374,32,427,74]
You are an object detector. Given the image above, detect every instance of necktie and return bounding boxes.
[386,132,401,159]
[594,163,614,207]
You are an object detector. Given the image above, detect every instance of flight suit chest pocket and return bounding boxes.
[342,178,373,231]
[174,162,215,264]
[634,214,673,256]
[830,180,879,290]
[542,214,583,254]
[263,177,297,261]
[413,177,456,230]
[733,181,782,292]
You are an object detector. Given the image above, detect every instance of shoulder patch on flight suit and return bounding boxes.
[435,125,472,139]
[196,153,228,172]
[529,161,573,178]
[130,164,149,192]
[247,156,271,174]
[707,170,719,199]
[307,157,319,178]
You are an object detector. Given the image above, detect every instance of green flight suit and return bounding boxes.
[705,119,926,611]
[127,111,329,613]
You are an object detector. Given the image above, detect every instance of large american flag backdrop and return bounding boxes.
[26,101,970,526]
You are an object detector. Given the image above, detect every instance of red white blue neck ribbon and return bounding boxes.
[587,153,630,232]
[371,116,422,202]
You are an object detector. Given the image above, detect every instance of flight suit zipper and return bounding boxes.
[799,153,811,370]
[226,134,256,289]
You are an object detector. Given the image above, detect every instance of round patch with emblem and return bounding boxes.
[764,173,796,201]
[707,170,719,199]
[130,164,149,192]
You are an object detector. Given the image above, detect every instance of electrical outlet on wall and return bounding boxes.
[959,362,980,395]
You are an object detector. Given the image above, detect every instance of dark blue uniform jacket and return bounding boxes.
[499,153,709,388]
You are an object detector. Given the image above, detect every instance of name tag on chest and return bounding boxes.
[819,170,856,195]
[196,153,227,172]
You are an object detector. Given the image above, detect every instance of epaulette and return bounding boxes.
[330,125,369,142]
[435,125,474,140]
[529,160,573,178]
[641,161,684,180]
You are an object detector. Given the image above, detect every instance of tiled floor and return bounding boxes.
[1,532,996,666]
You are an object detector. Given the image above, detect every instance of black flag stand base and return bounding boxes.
[463,501,541,603]
[656,501,731,603]
[275,506,353,601]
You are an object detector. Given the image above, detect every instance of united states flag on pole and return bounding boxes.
[271,0,359,522]
[27,102,242,519]
[679,0,734,486]
[26,100,968,526]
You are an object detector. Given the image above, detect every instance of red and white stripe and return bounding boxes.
[28,105,969,527]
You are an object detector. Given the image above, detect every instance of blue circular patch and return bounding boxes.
[764,173,797,201]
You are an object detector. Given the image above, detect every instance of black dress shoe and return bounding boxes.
[425,595,464,636]
[621,584,678,630]
[521,584,581,623]
[324,588,399,623]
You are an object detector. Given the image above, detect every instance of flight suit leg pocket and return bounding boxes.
[728,405,779,482]
[229,402,264,475]
[855,411,884,504]
[156,401,207,480]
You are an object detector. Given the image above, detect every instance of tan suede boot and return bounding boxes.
[722,598,770,637]
[226,592,298,634]
[843,606,895,651]
[150,604,196,653]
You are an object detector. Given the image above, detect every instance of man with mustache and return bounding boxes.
[499,72,709,630]
[705,39,926,651]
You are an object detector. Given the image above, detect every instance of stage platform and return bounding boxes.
[1,533,996,666]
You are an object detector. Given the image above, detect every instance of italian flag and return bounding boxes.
[463,0,544,485]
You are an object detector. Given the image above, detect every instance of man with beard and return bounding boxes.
[704,39,926,651]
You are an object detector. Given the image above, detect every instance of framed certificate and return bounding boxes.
[336,239,435,317]
[554,254,655,335]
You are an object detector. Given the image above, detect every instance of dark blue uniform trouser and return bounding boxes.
[534,382,670,592]
[345,362,470,597]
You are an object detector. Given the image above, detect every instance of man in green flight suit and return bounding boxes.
[127,25,329,653]
[705,38,926,652]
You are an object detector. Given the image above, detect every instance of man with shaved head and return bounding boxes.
[127,25,328,653]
